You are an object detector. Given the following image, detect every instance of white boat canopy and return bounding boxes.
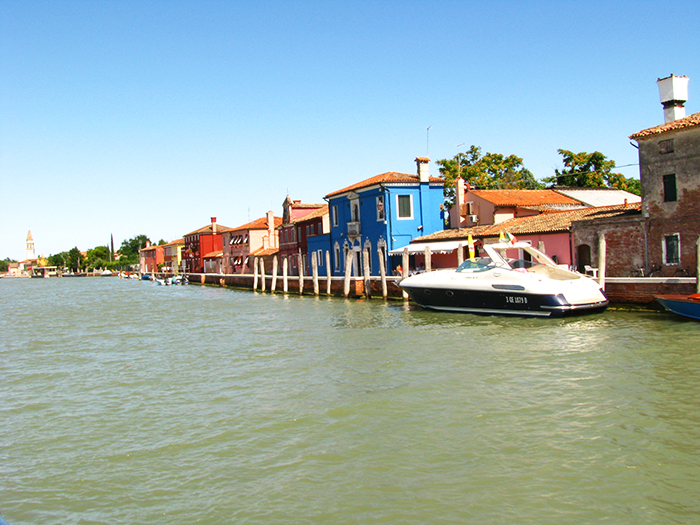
[388,241,466,256]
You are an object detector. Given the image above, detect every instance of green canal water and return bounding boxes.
[1,277,699,524]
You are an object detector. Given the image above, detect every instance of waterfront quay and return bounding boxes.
[183,270,699,307]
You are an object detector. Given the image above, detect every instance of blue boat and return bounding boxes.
[655,294,700,320]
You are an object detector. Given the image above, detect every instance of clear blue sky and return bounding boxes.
[2,0,699,261]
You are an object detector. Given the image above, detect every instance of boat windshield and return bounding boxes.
[456,257,494,273]
[505,258,539,270]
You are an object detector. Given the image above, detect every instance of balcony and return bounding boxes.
[347,221,361,236]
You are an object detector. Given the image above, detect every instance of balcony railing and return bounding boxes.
[347,221,361,236]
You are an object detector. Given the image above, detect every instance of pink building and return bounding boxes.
[222,211,282,274]
[401,204,639,271]
[449,179,582,228]
[278,196,326,276]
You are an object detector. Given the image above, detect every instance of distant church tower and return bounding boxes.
[26,230,36,260]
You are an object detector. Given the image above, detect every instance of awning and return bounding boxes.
[388,241,466,256]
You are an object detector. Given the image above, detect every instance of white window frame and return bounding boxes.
[663,233,681,265]
[396,194,414,220]
[332,205,339,227]
[376,195,385,221]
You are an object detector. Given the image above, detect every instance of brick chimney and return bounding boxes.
[211,217,217,234]
[657,74,689,123]
[415,157,430,183]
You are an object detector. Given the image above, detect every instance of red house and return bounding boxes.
[139,243,165,274]
[183,217,233,273]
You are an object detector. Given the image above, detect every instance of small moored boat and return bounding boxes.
[399,240,608,317]
[654,294,700,320]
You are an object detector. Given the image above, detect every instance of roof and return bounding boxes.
[295,204,329,224]
[325,172,443,198]
[203,250,223,258]
[468,189,581,207]
[230,215,283,233]
[414,203,641,242]
[140,244,163,252]
[162,238,185,247]
[630,111,700,140]
[184,223,234,236]
[553,188,641,207]
[251,247,279,257]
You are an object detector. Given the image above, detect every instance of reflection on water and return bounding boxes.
[1,277,699,524]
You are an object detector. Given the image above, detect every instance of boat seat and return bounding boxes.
[584,265,599,278]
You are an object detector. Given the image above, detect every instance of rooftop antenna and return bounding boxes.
[426,126,432,156]
[457,143,465,179]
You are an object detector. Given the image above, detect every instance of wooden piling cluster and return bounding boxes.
[194,250,405,300]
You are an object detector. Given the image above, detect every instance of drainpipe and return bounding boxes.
[644,217,650,275]
[381,184,394,251]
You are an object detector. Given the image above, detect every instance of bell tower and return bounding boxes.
[26,230,36,260]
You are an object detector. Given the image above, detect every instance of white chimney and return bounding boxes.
[415,157,430,183]
[211,217,217,234]
[657,74,689,123]
[266,210,275,248]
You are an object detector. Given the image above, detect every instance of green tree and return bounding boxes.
[67,247,84,271]
[0,258,15,272]
[48,252,66,268]
[87,246,110,266]
[119,235,151,263]
[545,149,640,195]
[436,145,543,207]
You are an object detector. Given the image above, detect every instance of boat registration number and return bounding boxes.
[505,296,528,304]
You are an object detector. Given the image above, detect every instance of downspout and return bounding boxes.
[323,196,335,275]
[568,230,574,271]
[381,184,394,250]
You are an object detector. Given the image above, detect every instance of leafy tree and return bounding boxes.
[119,235,151,263]
[86,246,110,266]
[67,247,84,272]
[0,258,15,272]
[48,253,66,268]
[545,149,640,195]
[436,145,544,207]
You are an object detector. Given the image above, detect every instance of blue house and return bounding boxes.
[324,157,445,276]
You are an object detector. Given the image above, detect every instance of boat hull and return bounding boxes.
[655,294,700,320]
[401,284,608,317]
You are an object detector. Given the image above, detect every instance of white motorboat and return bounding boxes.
[399,241,608,317]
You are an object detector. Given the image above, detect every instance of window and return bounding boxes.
[351,200,360,222]
[332,206,338,227]
[664,234,680,265]
[334,244,340,268]
[663,174,677,202]
[318,250,323,266]
[397,194,413,219]
[376,195,385,221]
[658,139,674,154]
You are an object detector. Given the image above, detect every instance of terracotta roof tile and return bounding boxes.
[469,189,581,207]
[630,111,700,140]
[250,247,279,257]
[184,223,234,236]
[414,204,641,242]
[294,204,329,224]
[325,172,443,198]
[230,215,283,233]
